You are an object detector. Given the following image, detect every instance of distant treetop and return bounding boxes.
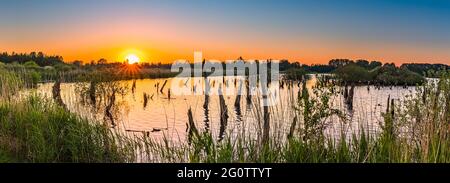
[0,52,63,67]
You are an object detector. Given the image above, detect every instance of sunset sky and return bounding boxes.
[1,0,450,64]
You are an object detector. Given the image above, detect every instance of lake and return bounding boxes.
[30,74,419,143]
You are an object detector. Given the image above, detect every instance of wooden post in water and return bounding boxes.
[390,99,395,117]
[384,96,395,139]
[187,107,199,142]
[262,95,270,145]
[223,76,225,86]
[89,81,96,105]
[203,77,210,132]
[348,84,355,110]
[143,92,149,108]
[233,79,243,125]
[218,85,229,141]
[261,73,270,145]
[168,89,171,100]
[52,79,67,110]
[245,77,251,105]
[105,89,116,127]
[234,80,242,108]
[344,84,348,99]
[131,80,136,93]
[386,95,391,114]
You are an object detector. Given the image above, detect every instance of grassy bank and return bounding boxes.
[0,95,139,162]
[1,62,179,83]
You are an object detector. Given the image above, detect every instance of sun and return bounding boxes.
[126,54,140,64]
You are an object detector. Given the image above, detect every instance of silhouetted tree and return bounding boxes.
[355,59,369,68]
[97,58,108,65]
[329,59,354,68]
[0,52,63,66]
[368,61,382,70]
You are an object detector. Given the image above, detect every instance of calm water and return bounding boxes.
[32,74,418,142]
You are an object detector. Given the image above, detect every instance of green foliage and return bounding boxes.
[0,56,449,163]
[0,52,63,66]
[401,63,449,77]
[334,63,425,85]
[284,68,307,80]
[54,63,73,72]
[23,60,40,68]
[375,66,424,85]
[334,64,372,83]
[0,69,24,98]
[0,95,137,162]
[25,71,41,87]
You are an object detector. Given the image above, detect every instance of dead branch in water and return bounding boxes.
[131,80,136,93]
[104,89,116,127]
[52,79,67,110]
[143,92,149,108]
[160,80,168,93]
[88,81,96,105]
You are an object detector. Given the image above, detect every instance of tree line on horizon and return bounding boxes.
[280,58,449,77]
[0,52,448,76]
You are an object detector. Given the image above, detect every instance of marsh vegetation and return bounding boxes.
[0,53,449,163]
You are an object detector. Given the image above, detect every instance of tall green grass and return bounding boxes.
[0,95,138,162]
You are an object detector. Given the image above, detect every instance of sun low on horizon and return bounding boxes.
[125,54,140,64]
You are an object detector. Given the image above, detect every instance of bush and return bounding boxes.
[284,68,307,80]
[333,64,372,83]
[28,71,41,86]
[54,63,72,72]
[23,61,40,68]
[334,63,425,85]
[376,66,424,85]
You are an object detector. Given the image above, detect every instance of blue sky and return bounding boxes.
[1,0,449,64]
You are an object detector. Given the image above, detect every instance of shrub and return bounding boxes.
[284,68,307,80]
[23,61,40,68]
[334,64,372,83]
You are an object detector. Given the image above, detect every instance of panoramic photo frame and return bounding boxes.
[0,0,448,181]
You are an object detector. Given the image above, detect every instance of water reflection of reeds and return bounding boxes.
[30,74,423,144]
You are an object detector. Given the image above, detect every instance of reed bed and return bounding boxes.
[0,67,449,163]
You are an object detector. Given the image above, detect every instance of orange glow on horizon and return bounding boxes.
[1,2,449,66]
[125,54,140,64]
